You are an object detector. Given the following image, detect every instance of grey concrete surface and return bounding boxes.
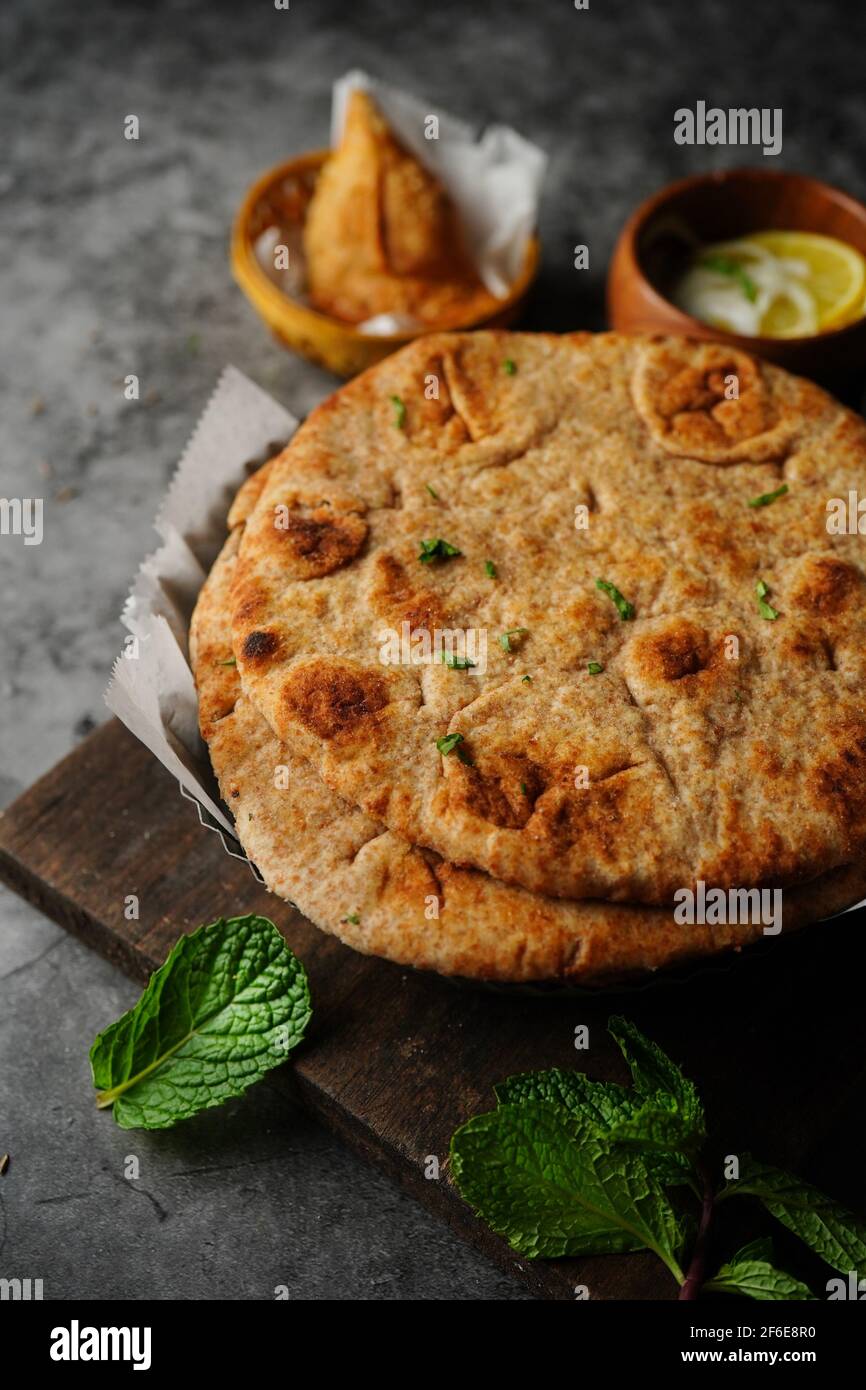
[1,0,865,1301]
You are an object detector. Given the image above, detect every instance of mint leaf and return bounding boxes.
[719,1156,866,1277]
[496,1067,643,1130]
[608,1016,705,1144]
[450,1101,686,1278]
[731,1236,774,1262]
[90,915,311,1130]
[607,1097,700,1157]
[497,1067,695,1189]
[703,1240,815,1300]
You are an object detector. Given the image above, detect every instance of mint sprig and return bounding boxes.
[90,916,311,1129]
[450,1016,865,1300]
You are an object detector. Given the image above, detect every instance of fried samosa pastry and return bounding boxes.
[304,90,496,326]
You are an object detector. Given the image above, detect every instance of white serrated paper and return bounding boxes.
[104,366,299,837]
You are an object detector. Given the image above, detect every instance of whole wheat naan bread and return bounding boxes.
[191,490,866,984]
[229,332,866,905]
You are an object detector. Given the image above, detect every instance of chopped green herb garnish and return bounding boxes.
[342,913,360,925]
[426,483,439,499]
[436,731,473,764]
[441,652,476,670]
[436,732,463,756]
[748,483,789,509]
[596,578,635,620]
[419,537,462,564]
[587,661,604,675]
[520,781,528,796]
[522,675,532,684]
[755,578,780,620]
[503,358,517,375]
[499,628,529,653]
[700,254,758,304]
[390,394,407,428]
[217,657,237,666]
[485,560,497,578]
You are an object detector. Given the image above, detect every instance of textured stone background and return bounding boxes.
[1,0,865,1300]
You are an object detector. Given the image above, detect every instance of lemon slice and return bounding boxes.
[747,231,866,332]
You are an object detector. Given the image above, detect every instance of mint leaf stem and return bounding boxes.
[678,1159,715,1300]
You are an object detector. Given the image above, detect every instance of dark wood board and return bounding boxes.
[2,718,865,1301]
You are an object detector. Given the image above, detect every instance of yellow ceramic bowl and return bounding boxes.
[231,151,541,378]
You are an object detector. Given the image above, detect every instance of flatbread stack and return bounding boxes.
[190,332,866,985]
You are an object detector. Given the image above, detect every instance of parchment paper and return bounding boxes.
[105,366,298,837]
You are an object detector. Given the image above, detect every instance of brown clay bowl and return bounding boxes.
[607,168,866,385]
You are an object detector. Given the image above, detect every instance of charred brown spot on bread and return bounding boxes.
[654,352,774,449]
[779,626,837,672]
[281,661,388,740]
[635,345,793,462]
[270,506,368,579]
[369,552,443,632]
[527,777,634,861]
[702,814,795,890]
[641,622,709,681]
[446,755,543,829]
[792,557,862,616]
[233,579,270,625]
[242,629,281,664]
[811,722,866,830]
[748,741,785,779]
[629,619,732,692]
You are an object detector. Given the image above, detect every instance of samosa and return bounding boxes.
[304,90,495,326]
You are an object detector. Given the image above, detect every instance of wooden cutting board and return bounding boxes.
[2,718,865,1300]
